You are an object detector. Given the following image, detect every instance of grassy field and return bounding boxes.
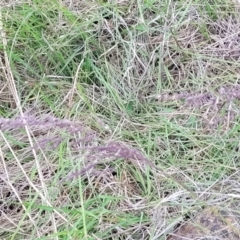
[1,0,240,239]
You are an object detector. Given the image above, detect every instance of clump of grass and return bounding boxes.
[1,0,240,239]
[153,84,240,131]
[3,1,101,86]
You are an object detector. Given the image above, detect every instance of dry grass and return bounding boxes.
[1,0,240,239]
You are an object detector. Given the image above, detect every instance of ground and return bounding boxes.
[0,0,240,239]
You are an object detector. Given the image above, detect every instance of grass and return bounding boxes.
[1,0,240,239]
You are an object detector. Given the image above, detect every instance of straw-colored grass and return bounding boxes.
[1,0,240,239]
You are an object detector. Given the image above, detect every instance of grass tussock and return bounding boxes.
[1,0,240,239]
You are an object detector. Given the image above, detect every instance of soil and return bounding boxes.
[167,206,240,240]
